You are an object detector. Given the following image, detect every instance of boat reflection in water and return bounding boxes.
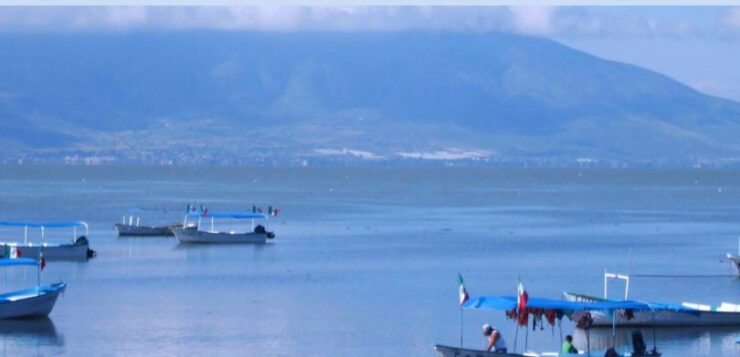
[573,326,739,356]
[0,318,64,353]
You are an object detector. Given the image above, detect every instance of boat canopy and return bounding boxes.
[127,207,171,213]
[464,295,699,313]
[186,212,266,219]
[0,258,39,267]
[0,221,88,229]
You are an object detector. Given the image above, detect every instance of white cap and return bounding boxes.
[482,323,494,335]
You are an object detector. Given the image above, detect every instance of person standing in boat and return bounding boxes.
[482,323,507,353]
[561,335,578,354]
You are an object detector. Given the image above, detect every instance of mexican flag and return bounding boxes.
[458,274,469,306]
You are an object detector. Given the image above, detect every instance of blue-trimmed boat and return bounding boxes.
[0,221,95,261]
[435,288,673,356]
[0,258,66,319]
[171,211,275,244]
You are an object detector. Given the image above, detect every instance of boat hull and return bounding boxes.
[172,228,268,244]
[434,344,526,357]
[0,242,93,261]
[565,292,740,327]
[0,283,65,319]
[115,224,177,237]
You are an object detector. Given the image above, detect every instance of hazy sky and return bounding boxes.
[0,6,738,101]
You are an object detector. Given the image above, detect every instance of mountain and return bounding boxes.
[1,31,740,166]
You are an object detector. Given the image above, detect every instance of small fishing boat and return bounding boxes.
[0,221,95,261]
[436,279,665,357]
[0,258,66,319]
[564,271,740,327]
[171,211,275,244]
[114,208,180,237]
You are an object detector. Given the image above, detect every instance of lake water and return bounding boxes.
[0,166,737,356]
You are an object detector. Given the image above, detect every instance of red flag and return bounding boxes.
[16,248,22,258]
[517,281,529,326]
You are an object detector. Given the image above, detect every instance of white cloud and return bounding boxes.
[0,6,729,41]
[0,6,514,32]
[724,7,740,30]
[509,6,556,35]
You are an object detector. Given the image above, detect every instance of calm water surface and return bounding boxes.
[0,166,738,356]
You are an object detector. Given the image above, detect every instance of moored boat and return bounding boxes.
[172,211,275,244]
[436,278,665,357]
[564,271,740,327]
[115,208,181,237]
[564,291,740,327]
[0,221,95,261]
[0,258,66,319]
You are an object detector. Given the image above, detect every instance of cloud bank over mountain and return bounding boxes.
[1,6,738,39]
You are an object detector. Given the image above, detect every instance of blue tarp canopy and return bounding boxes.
[0,258,38,267]
[186,212,266,219]
[0,221,86,228]
[127,208,171,213]
[464,295,697,313]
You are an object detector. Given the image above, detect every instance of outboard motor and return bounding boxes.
[254,225,266,234]
[75,236,96,259]
[75,236,89,246]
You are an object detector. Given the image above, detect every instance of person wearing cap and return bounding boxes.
[482,323,507,353]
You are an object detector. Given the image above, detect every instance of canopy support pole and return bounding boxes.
[459,307,463,348]
[513,324,519,353]
[652,313,657,352]
[611,310,616,348]
[524,321,529,352]
[24,226,28,245]
[36,256,40,289]
[558,318,562,345]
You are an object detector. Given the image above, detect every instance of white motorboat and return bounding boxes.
[172,211,275,244]
[0,258,66,319]
[115,208,180,237]
[564,271,740,327]
[0,221,95,261]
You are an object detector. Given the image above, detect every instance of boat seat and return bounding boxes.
[717,302,740,312]
[681,302,711,311]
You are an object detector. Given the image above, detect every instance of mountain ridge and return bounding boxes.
[1,31,739,166]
